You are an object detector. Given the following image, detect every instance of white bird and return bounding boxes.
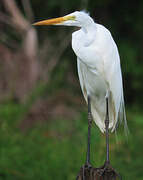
[33,11,127,175]
[33,11,126,133]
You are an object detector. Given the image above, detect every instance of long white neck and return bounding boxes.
[81,17,95,33]
[81,22,97,46]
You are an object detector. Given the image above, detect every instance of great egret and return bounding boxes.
[33,11,127,175]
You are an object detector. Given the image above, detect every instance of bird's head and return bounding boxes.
[33,11,94,28]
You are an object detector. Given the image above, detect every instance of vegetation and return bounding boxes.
[0,100,143,179]
[0,0,143,179]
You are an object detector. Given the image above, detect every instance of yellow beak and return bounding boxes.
[33,15,75,26]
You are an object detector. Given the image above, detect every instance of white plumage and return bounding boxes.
[71,12,126,133]
[33,11,127,133]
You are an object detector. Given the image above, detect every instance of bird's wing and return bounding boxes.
[103,47,127,132]
[75,26,127,133]
[77,57,107,132]
[111,67,127,132]
[77,58,88,102]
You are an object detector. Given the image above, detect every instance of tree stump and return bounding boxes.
[76,163,122,180]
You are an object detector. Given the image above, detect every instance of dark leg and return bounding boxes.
[105,97,110,165]
[76,96,93,180]
[86,96,92,165]
[76,96,122,179]
[98,97,122,179]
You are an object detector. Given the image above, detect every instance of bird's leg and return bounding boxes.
[105,96,110,166]
[96,97,111,176]
[86,95,92,166]
[96,97,122,179]
[82,96,92,172]
[101,96,111,172]
[76,96,92,180]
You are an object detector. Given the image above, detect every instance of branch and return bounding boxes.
[2,0,38,57]
[2,0,29,31]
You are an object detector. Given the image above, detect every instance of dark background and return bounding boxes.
[0,0,142,179]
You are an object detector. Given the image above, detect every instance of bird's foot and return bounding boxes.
[76,163,93,180]
[95,161,122,180]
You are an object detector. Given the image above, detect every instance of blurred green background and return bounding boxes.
[0,0,143,179]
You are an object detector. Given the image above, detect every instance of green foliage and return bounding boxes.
[0,100,142,179]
